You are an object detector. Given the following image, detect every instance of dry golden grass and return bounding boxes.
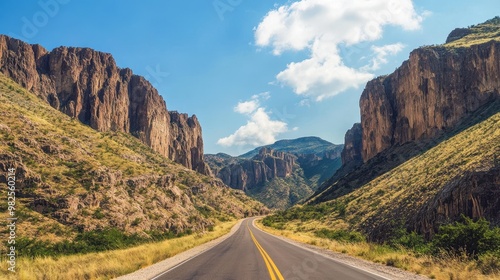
[444,20,500,48]
[256,220,500,280]
[315,110,500,230]
[0,220,237,280]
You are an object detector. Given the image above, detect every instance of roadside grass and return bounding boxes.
[0,219,238,280]
[256,220,500,280]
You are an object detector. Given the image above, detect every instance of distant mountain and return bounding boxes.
[240,136,342,159]
[206,137,343,209]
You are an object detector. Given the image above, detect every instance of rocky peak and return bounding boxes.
[0,35,210,174]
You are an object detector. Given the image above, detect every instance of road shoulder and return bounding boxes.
[253,219,429,280]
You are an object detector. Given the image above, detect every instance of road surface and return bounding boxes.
[153,217,387,280]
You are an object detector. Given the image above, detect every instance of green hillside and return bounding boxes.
[0,73,266,256]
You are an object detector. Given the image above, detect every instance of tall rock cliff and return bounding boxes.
[341,123,363,166]
[217,148,295,192]
[0,35,210,174]
[360,41,500,162]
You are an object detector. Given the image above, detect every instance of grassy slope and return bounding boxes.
[260,108,500,279]
[445,17,500,48]
[0,74,265,261]
[0,219,238,280]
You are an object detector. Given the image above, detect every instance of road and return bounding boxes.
[153,217,387,280]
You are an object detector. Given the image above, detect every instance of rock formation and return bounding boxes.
[0,35,210,174]
[341,123,363,166]
[217,148,295,192]
[412,166,500,238]
[360,41,500,162]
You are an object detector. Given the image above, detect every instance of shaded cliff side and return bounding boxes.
[0,35,210,174]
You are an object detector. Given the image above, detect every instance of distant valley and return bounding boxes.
[205,137,343,209]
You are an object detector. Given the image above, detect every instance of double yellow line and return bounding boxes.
[247,222,284,280]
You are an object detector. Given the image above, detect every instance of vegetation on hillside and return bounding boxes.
[259,106,500,279]
[445,16,500,47]
[0,74,266,259]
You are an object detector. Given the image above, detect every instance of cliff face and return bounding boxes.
[412,166,500,238]
[360,41,500,162]
[341,123,363,165]
[0,35,209,174]
[217,148,295,192]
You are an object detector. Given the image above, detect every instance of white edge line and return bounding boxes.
[251,218,392,280]
[150,219,245,280]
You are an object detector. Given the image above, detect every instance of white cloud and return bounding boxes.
[255,0,425,101]
[218,94,288,147]
[234,100,259,114]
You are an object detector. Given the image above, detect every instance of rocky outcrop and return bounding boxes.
[341,123,363,166]
[412,166,500,238]
[217,148,295,191]
[0,35,209,174]
[445,28,473,43]
[360,41,500,162]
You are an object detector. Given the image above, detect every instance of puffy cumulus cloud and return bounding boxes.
[234,100,259,114]
[255,0,425,101]
[218,94,288,147]
[233,92,270,114]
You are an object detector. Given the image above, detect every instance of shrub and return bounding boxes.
[433,216,500,257]
[477,252,500,274]
[314,229,365,243]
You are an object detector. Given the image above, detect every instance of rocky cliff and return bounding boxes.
[412,166,500,238]
[217,148,295,192]
[0,35,210,174]
[0,73,267,248]
[341,123,363,166]
[360,40,500,162]
[207,138,343,209]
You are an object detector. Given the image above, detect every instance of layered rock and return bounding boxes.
[360,41,500,162]
[217,148,295,191]
[0,35,209,174]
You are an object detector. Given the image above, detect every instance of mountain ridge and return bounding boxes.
[0,73,267,252]
[0,35,211,175]
[206,137,343,208]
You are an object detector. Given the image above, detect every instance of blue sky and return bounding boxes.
[0,0,498,155]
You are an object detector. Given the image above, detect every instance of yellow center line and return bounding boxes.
[247,221,285,280]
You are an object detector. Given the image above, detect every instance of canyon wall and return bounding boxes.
[0,35,209,174]
[359,41,500,162]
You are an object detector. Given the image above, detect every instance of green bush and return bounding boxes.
[12,228,177,257]
[388,227,431,254]
[433,216,500,257]
[477,252,500,274]
[314,228,365,243]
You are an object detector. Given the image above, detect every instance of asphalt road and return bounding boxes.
[154,217,388,280]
